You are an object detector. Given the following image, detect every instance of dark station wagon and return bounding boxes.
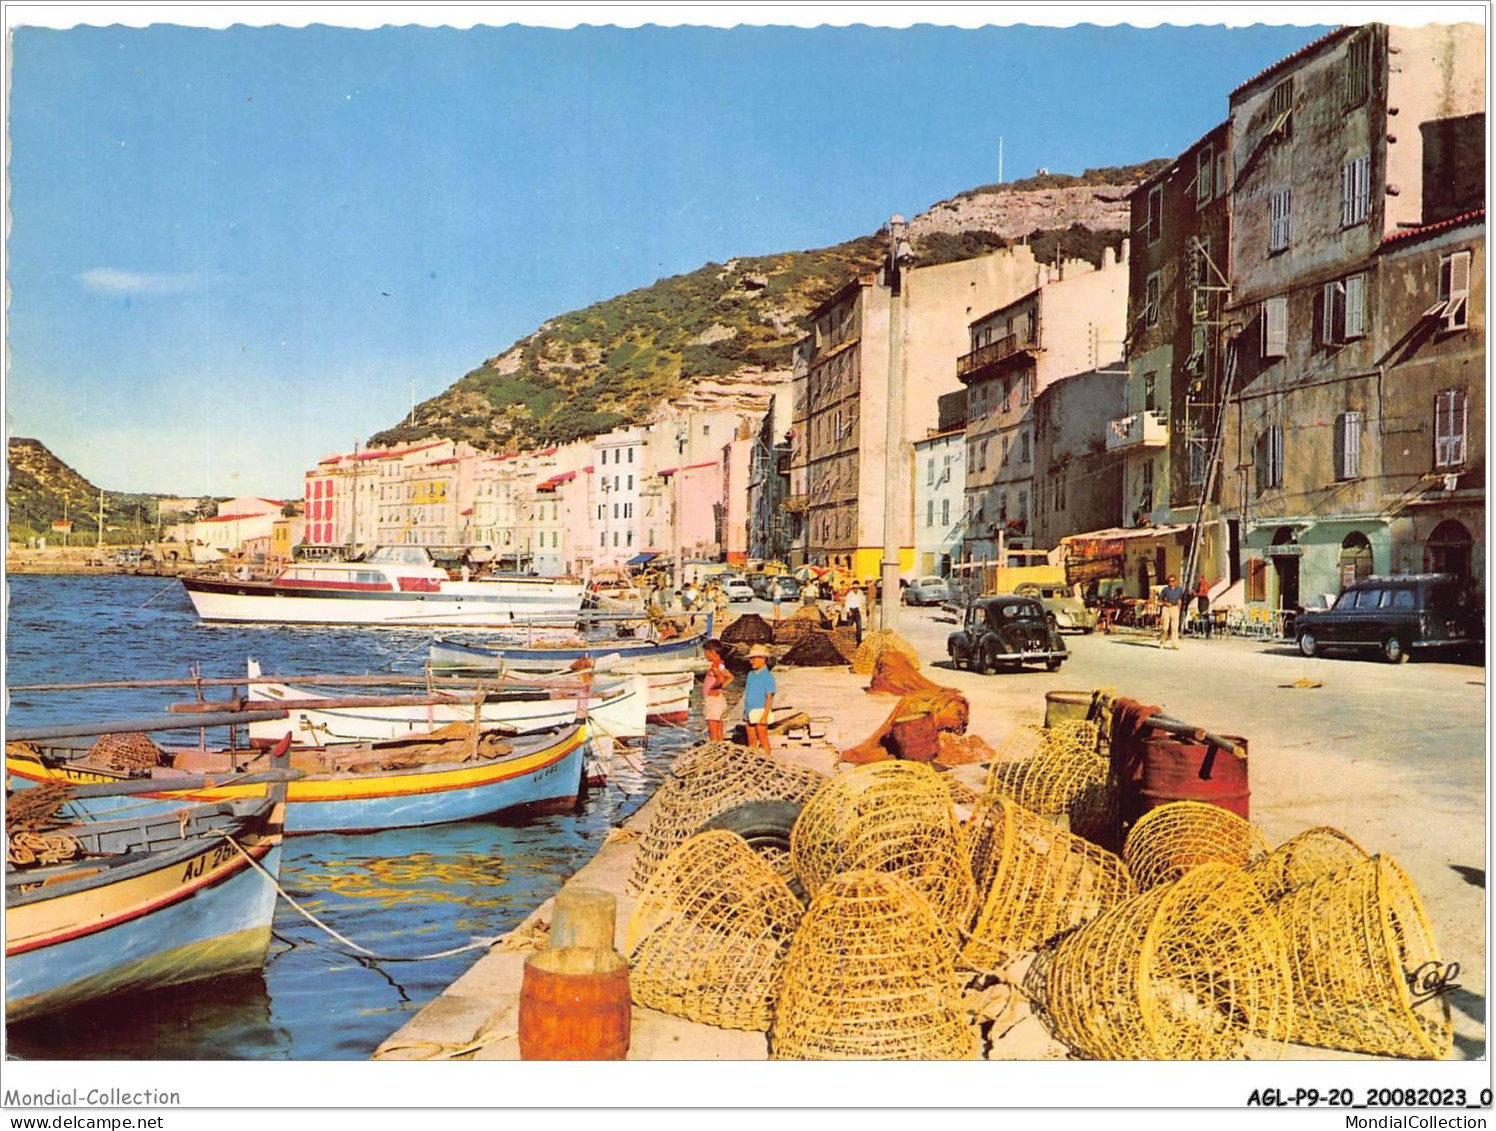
[1294,573,1482,664]
[947,594,1069,674]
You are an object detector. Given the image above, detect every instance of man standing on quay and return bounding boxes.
[844,583,866,645]
[1157,574,1185,649]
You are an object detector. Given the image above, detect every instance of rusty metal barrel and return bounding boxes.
[1138,734,1250,820]
[1044,691,1092,728]
[518,947,631,1060]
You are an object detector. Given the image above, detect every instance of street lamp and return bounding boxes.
[880,214,916,633]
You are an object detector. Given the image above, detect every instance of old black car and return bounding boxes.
[947,595,1069,673]
[1294,573,1481,664]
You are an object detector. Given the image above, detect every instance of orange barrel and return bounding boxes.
[1138,734,1250,820]
[890,711,938,762]
[1044,691,1092,728]
[518,947,631,1060]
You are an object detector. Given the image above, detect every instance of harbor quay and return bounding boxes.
[373,605,1486,1062]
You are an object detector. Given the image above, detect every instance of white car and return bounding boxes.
[722,578,756,602]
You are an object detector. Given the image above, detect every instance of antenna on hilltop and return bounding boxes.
[999,136,1004,184]
[408,377,417,424]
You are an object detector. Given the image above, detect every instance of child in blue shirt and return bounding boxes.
[742,644,776,750]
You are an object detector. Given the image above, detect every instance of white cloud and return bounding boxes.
[77,268,198,296]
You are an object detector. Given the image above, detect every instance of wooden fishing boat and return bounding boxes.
[428,618,710,671]
[7,722,596,836]
[5,755,292,1023]
[239,659,648,744]
[181,545,584,627]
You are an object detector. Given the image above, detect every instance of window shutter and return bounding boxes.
[1255,433,1267,495]
[1451,390,1467,465]
[1333,413,1346,479]
[1344,274,1366,338]
[1435,390,1453,466]
[1322,281,1342,345]
[1262,296,1287,356]
[1449,251,1472,300]
[1197,148,1213,204]
[1341,163,1352,227]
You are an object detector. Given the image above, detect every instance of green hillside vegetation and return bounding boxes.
[6,438,193,544]
[364,162,1167,454]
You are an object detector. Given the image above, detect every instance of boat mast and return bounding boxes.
[96,488,105,549]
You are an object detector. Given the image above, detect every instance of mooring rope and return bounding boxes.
[217,832,503,963]
[138,582,178,608]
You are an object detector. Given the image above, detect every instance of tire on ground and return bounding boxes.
[699,800,807,902]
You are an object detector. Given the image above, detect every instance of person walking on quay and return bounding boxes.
[1193,574,1213,639]
[844,583,866,645]
[1158,575,1186,649]
[702,638,734,742]
[770,577,784,621]
[742,644,776,751]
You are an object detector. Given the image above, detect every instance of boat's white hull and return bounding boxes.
[183,578,584,627]
[245,675,649,744]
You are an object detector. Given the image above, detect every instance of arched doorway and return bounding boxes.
[1270,525,1300,610]
[1425,520,1472,580]
[1338,532,1374,589]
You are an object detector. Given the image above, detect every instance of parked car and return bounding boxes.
[947,595,1069,673]
[722,577,756,603]
[746,573,775,598]
[903,576,950,607]
[766,576,801,602]
[1014,582,1098,633]
[1294,573,1481,664]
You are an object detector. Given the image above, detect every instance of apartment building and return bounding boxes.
[1117,122,1234,592]
[747,388,794,564]
[1220,23,1484,611]
[958,245,1129,562]
[796,245,1044,579]
[1032,368,1127,551]
[912,427,966,577]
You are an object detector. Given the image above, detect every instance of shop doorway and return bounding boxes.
[1338,532,1374,590]
[1271,526,1300,611]
[1425,519,1473,581]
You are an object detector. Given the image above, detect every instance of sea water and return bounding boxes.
[4,574,696,1059]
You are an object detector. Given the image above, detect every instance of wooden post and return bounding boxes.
[549,886,618,952]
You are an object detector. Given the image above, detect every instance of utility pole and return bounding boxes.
[880,214,915,634]
[96,489,105,549]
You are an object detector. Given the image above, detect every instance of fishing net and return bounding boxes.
[963,794,1135,972]
[80,731,164,773]
[625,830,805,1031]
[720,614,775,645]
[626,741,829,894]
[841,689,970,765]
[1244,826,1369,904]
[934,730,997,767]
[829,626,861,663]
[790,760,975,929]
[984,722,1113,845]
[771,869,979,1060]
[940,775,983,812]
[1036,863,1292,1060]
[5,780,76,834]
[1122,801,1271,891]
[867,651,944,696]
[779,631,849,667]
[1267,855,1452,1059]
[850,630,920,675]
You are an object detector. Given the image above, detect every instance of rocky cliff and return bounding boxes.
[369,160,1167,454]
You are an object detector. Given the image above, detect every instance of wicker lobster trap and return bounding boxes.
[1121,800,1271,891]
[1034,862,1293,1060]
[625,830,805,1032]
[770,869,978,1060]
[789,760,975,929]
[962,794,1135,972]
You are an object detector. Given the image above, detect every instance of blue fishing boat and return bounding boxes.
[5,759,292,1023]
[429,616,710,672]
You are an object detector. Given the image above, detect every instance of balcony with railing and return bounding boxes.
[957,326,1042,381]
[1106,410,1169,453]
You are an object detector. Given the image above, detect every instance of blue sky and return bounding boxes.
[4,14,1352,498]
